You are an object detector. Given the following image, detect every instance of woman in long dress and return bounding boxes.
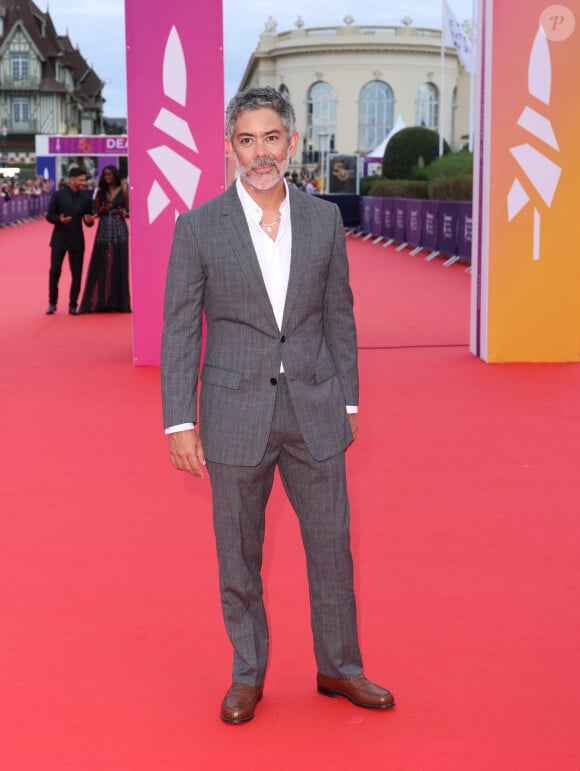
[80,166,131,313]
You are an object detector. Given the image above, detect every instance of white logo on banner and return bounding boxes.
[507,25,562,261]
[147,26,201,224]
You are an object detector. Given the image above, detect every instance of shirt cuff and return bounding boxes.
[346,406,358,414]
[165,422,195,434]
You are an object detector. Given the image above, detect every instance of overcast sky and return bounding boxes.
[41,0,475,118]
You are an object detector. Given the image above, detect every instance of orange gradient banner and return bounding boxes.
[471,1,580,362]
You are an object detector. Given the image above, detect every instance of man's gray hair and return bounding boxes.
[225,86,296,139]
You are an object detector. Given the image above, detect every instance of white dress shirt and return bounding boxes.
[236,176,291,341]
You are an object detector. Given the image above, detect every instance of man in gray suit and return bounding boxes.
[161,86,394,723]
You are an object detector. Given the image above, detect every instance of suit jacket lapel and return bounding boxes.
[282,186,311,332]
[222,185,279,329]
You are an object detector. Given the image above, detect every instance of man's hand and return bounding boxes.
[83,214,95,226]
[348,413,358,442]
[59,214,72,224]
[167,428,206,477]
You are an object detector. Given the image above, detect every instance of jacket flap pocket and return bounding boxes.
[201,364,241,389]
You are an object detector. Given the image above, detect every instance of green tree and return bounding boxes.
[383,127,450,179]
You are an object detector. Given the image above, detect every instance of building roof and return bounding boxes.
[240,22,456,92]
[0,0,61,58]
[0,0,103,105]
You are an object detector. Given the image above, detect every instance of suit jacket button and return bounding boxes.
[280,335,286,343]
[270,377,278,386]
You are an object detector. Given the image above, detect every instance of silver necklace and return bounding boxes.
[259,214,281,233]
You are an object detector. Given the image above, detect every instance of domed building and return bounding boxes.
[238,16,472,168]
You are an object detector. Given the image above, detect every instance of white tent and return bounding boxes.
[366,115,406,160]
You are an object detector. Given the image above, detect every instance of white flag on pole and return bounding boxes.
[443,0,474,73]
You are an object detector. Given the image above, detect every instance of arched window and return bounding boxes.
[305,82,336,164]
[415,83,439,130]
[358,80,394,154]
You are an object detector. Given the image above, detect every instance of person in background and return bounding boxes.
[45,166,94,315]
[161,86,395,724]
[79,165,131,313]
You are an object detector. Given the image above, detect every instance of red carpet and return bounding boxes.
[1,220,580,769]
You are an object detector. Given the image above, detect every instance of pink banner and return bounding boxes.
[48,136,128,155]
[125,0,225,365]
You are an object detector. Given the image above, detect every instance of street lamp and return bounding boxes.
[317,131,329,195]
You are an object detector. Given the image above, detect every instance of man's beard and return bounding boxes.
[235,150,291,192]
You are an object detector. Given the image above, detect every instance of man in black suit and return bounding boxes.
[45,167,94,315]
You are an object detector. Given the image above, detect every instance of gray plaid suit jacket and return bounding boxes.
[161,183,358,467]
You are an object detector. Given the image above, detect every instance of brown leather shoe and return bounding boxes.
[317,673,395,709]
[220,682,264,724]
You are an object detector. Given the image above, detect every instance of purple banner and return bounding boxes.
[355,196,471,259]
[0,193,50,225]
[371,198,384,236]
[437,202,460,255]
[422,202,439,251]
[393,200,407,242]
[406,199,423,247]
[48,136,128,155]
[363,159,382,177]
[98,156,118,179]
[457,202,473,263]
[381,198,394,238]
[360,197,373,233]
[36,156,57,187]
